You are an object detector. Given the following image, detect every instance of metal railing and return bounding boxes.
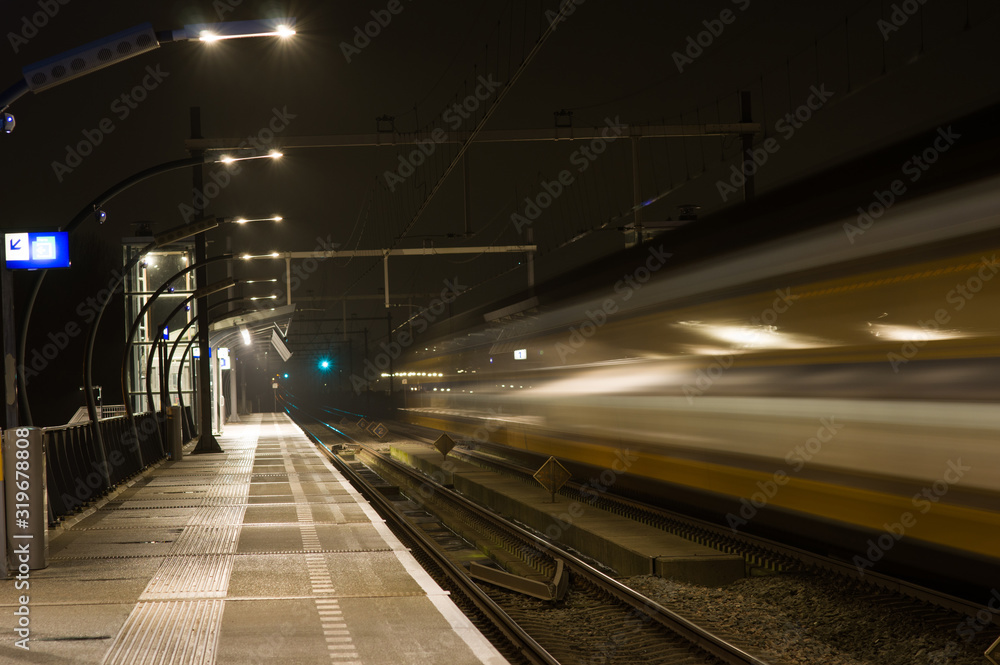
[42,409,186,524]
[66,404,129,425]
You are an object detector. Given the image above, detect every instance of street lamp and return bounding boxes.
[221,152,282,165]
[233,215,284,224]
[241,252,282,259]
[179,20,297,43]
[3,15,294,427]
[0,18,296,116]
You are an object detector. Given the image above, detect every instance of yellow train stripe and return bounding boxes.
[409,415,1000,561]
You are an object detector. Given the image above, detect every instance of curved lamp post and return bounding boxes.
[18,152,282,424]
[140,277,237,454]
[121,255,233,421]
[117,254,233,466]
[80,218,220,486]
[1,18,296,113]
[169,300,281,429]
[167,300,248,438]
[143,280,239,414]
[163,297,251,435]
[5,17,294,427]
[152,294,274,416]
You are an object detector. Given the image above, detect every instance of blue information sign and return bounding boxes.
[4,232,71,269]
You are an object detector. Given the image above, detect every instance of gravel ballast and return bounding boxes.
[625,572,998,665]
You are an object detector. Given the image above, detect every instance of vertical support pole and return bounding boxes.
[228,361,240,423]
[348,339,354,392]
[0,444,7,578]
[739,90,755,203]
[285,257,292,306]
[341,300,347,341]
[117,245,144,469]
[212,345,222,434]
[3,427,46,569]
[526,229,535,290]
[2,255,18,430]
[157,337,166,411]
[363,327,369,410]
[383,253,389,309]
[16,275,43,426]
[178,344,193,436]
[239,358,247,416]
[191,107,222,454]
[463,154,472,236]
[225,237,234,313]
[0,253,12,577]
[386,311,393,397]
[631,137,642,244]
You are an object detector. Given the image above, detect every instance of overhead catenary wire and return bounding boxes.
[338,0,580,301]
[329,0,997,317]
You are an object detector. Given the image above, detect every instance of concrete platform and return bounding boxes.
[0,414,509,665]
[389,443,745,585]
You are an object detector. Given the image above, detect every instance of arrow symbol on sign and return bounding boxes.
[10,238,20,251]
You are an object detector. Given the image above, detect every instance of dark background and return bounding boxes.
[3,0,998,424]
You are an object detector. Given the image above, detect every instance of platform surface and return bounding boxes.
[0,413,509,665]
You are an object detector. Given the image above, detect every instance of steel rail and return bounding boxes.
[287,400,770,665]
[282,399,559,665]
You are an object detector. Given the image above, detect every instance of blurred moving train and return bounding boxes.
[394,104,1000,594]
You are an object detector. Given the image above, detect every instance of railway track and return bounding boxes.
[283,399,774,665]
[382,417,997,628]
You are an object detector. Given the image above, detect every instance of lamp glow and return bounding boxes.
[240,252,283,260]
[190,19,298,42]
[214,151,283,165]
[230,216,283,225]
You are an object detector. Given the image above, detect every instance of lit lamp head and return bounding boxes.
[178,18,297,43]
[233,215,283,225]
[239,251,282,260]
[214,149,283,165]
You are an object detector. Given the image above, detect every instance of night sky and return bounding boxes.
[2,0,998,424]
